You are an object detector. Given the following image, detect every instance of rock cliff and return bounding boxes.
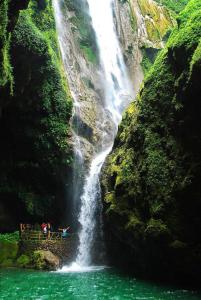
[102,0,201,284]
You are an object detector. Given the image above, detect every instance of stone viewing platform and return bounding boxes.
[19,231,78,265]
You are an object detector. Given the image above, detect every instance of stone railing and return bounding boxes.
[20,230,66,241]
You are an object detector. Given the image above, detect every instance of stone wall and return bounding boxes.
[19,236,78,265]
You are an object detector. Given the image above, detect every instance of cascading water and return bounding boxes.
[53,0,133,270]
[75,0,133,268]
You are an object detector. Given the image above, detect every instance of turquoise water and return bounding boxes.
[0,268,200,300]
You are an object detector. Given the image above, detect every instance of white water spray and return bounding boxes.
[53,0,133,271]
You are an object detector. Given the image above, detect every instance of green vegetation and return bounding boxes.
[0,231,19,242]
[16,254,30,267]
[0,0,73,231]
[32,251,46,270]
[0,240,19,266]
[140,47,159,75]
[0,0,12,91]
[103,0,201,282]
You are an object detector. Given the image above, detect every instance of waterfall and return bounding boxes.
[86,0,133,126]
[53,0,133,270]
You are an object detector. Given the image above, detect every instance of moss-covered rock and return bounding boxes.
[0,258,14,267]
[102,0,201,283]
[129,0,175,47]
[127,0,177,75]
[32,250,60,270]
[138,0,174,40]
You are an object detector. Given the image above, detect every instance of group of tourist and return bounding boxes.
[20,222,71,239]
[41,223,70,238]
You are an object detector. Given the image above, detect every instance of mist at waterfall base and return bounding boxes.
[53,0,133,272]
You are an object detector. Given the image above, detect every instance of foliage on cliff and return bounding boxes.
[102,0,201,282]
[154,0,189,13]
[0,0,12,92]
[0,0,72,231]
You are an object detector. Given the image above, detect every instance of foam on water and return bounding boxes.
[57,263,106,273]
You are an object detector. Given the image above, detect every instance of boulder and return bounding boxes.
[32,250,60,271]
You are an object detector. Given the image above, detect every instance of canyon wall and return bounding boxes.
[102,0,201,284]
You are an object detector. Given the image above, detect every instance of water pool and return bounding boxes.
[0,268,200,300]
